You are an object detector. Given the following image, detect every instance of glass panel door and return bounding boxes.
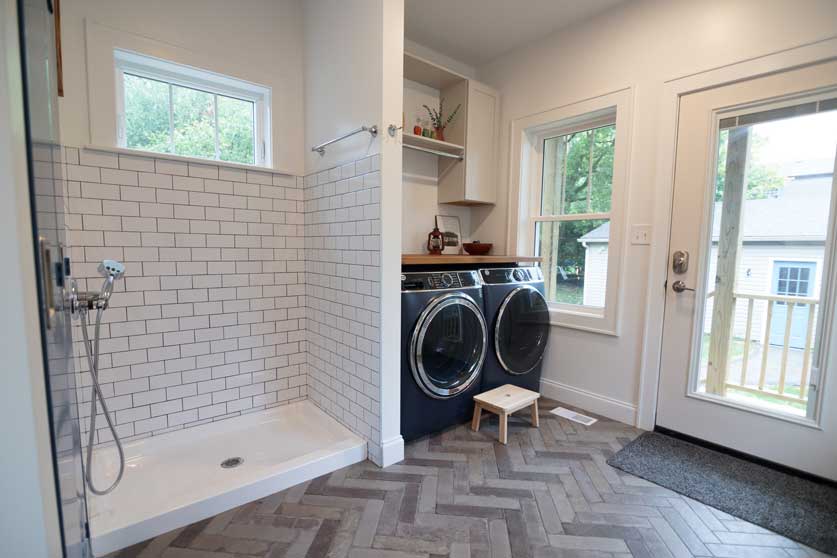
[657,57,837,480]
[411,296,486,398]
[19,0,89,555]
[496,288,550,374]
[695,109,836,418]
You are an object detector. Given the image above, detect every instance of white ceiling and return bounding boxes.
[405,0,628,67]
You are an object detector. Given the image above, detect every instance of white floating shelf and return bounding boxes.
[403,133,464,155]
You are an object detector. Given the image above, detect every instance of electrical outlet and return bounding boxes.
[631,224,652,245]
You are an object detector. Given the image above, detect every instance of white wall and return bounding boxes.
[302,0,404,466]
[59,0,305,174]
[401,149,472,253]
[303,0,383,174]
[475,0,837,422]
[379,0,406,467]
[404,39,477,80]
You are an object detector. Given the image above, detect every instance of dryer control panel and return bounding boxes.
[401,270,481,291]
[480,267,543,284]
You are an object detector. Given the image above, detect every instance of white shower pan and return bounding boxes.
[87,400,366,556]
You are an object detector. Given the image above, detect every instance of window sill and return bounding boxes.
[84,145,295,176]
[547,307,619,337]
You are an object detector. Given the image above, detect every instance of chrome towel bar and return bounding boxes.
[312,125,378,155]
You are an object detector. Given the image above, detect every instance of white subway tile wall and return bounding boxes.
[303,155,383,465]
[65,148,308,446]
[32,142,80,458]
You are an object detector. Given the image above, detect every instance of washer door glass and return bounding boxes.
[411,294,487,398]
[496,287,550,374]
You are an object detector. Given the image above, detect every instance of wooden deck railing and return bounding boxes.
[722,291,818,403]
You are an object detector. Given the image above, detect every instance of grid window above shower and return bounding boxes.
[114,50,272,167]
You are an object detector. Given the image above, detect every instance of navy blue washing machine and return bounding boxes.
[479,267,551,393]
[401,270,487,441]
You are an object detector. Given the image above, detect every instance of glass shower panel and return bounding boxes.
[19,0,89,555]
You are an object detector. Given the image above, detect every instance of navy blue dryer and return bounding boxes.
[401,270,487,441]
[479,267,550,392]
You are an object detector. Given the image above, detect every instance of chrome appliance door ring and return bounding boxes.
[495,285,549,375]
[409,292,487,399]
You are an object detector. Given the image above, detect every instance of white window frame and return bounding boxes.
[510,89,632,336]
[114,49,272,167]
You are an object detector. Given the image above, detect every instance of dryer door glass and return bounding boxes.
[496,287,550,374]
[411,295,487,398]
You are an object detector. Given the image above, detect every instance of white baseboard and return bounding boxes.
[379,435,405,467]
[540,378,638,426]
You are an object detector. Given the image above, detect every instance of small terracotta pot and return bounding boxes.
[434,127,445,142]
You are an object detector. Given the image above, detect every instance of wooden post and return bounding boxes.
[778,302,795,394]
[800,303,817,400]
[540,137,566,298]
[759,300,774,390]
[706,128,750,395]
[739,297,755,385]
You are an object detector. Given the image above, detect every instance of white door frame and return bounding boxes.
[637,37,837,431]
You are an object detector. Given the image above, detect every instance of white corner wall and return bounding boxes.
[303,0,384,174]
[475,0,837,424]
[58,0,305,174]
[303,0,404,466]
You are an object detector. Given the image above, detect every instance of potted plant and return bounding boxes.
[422,99,461,142]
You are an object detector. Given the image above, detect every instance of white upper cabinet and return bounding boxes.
[403,53,499,206]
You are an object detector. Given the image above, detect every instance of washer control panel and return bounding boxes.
[401,270,481,291]
[480,267,543,285]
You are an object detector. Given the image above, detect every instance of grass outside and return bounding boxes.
[549,281,584,305]
[700,333,747,362]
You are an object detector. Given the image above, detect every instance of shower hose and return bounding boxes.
[80,306,126,496]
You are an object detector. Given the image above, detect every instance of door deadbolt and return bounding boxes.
[672,250,689,274]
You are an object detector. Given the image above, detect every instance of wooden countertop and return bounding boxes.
[402,254,542,265]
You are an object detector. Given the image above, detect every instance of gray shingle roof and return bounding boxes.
[579,163,833,244]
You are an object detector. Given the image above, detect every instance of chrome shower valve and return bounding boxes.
[68,259,126,315]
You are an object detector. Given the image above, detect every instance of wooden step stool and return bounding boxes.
[471,384,540,444]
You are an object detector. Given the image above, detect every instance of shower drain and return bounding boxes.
[220,457,244,469]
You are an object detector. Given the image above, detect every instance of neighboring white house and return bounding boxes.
[580,159,834,346]
[578,223,610,307]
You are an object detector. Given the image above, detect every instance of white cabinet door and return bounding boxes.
[438,79,499,205]
[463,80,498,204]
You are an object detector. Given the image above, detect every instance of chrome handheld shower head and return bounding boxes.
[98,259,126,280]
[97,260,126,308]
[70,259,127,314]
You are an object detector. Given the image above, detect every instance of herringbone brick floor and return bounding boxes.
[107,398,832,558]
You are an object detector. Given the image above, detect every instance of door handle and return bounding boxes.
[671,280,695,293]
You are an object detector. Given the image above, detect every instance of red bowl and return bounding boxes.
[463,242,493,256]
